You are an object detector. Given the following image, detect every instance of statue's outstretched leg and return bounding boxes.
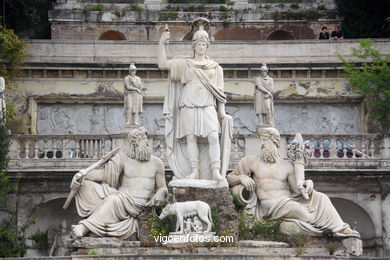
[208,132,224,182]
[186,135,199,179]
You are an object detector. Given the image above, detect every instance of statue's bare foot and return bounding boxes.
[212,170,225,182]
[72,224,88,238]
[187,169,199,179]
[340,227,360,237]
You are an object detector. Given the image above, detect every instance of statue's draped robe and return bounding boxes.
[163,57,233,179]
[254,76,274,116]
[231,156,355,237]
[75,153,145,239]
[124,75,143,114]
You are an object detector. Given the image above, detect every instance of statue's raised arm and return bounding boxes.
[158,18,233,184]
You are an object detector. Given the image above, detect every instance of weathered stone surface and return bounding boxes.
[169,179,228,189]
[337,237,363,256]
[69,237,140,248]
[238,240,289,248]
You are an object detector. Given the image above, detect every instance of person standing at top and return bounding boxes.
[331,26,344,40]
[319,26,329,40]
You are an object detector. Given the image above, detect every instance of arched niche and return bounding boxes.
[330,197,376,240]
[24,198,80,256]
[266,30,294,40]
[99,30,126,40]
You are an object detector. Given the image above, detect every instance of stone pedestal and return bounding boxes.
[68,237,140,255]
[168,179,238,243]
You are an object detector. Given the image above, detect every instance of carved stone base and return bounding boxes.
[69,237,140,248]
[162,232,217,248]
[169,178,228,189]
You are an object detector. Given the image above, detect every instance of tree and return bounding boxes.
[0,26,28,82]
[335,0,390,38]
[338,39,390,132]
[3,0,56,39]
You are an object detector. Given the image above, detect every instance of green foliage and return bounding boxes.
[290,3,299,9]
[238,212,281,241]
[159,11,179,21]
[210,206,220,233]
[335,0,390,38]
[167,0,224,3]
[219,5,230,12]
[0,26,29,82]
[273,9,319,21]
[145,213,171,242]
[0,220,27,257]
[30,231,48,252]
[83,4,104,12]
[4,0,54,39]
[285,232,308,255]
[338,39,390,120]
[131,4,143,12]
[316,4,327,11]
[227,1,235,6]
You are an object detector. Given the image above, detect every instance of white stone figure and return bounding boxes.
[286,133,312,200]
[0,77,5,120]
[227,127,360,238]
[192,216,204,232]
[68,127,168,238]
[158,18,233,181]
[159,200,212,233]
[124,63,143,126]
[49,220,71,256]
[254,63,274,128]
[184,217,193,233]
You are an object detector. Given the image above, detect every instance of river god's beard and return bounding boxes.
[261,140,280,163]
[129,139,151,161]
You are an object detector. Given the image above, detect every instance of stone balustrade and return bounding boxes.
[7,133,389,173]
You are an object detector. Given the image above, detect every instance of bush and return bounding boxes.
[238,212,281,241]
[83,4,104,12]
[0,220,26,257]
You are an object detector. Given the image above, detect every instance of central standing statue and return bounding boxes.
[158,18,232,181]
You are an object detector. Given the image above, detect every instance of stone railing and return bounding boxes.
[7,133,389,172]
[284,134,383,159]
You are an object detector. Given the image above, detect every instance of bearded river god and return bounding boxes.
[68,127,168,238]
[228,127,360,238]
[158,18,233,182]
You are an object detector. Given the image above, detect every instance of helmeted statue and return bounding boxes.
[158,18,233,181]
[254,63,274,128]
[124,63,143,126]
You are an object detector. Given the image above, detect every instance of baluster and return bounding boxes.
[93,140,98,159]
[34,141,39,159]
[81,139,85,158]
[43,140,48,159]
[63,139,69,159]
[76,140,81,158]
[53,140,58,159]
[159,139,165,160]
[329,136,336,159]
[101,139,106,155]
[234,138,239,159]
[360,138,366,159]
[24,143,30,159]
[369,137,376,157]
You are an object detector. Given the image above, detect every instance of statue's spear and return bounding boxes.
[62,147,120,209]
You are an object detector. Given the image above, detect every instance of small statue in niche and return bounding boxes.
[254,63,274,128]
[49,220,72,256]
[124,63,143,126]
